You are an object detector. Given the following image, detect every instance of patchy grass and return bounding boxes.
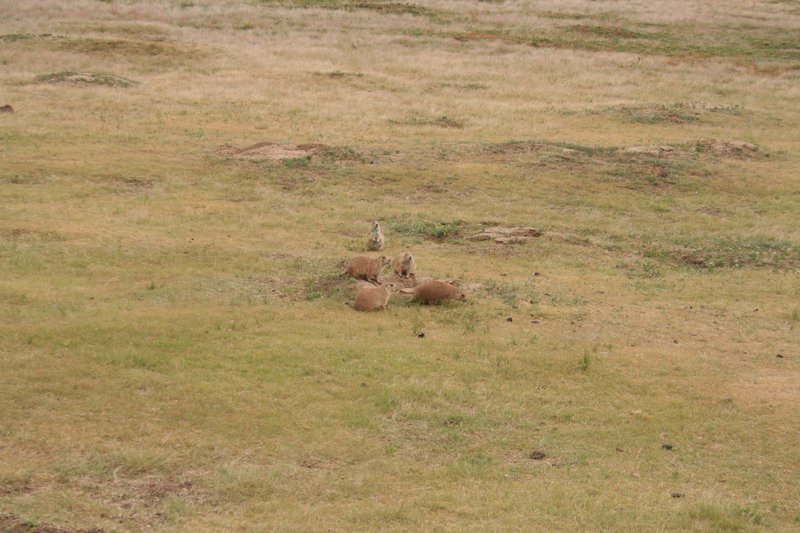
[646,237,800,270]
[1,0,799,531]
[567,24,652,40]
[611,104,701,125]
[390,115,465,129]
[391,219,466,241]
[34,71,139,88]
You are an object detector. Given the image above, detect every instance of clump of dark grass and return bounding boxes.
[392,220,465,241]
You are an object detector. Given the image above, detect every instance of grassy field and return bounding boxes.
[2,0,800,530]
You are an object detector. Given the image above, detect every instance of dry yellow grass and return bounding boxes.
[2,0,800,531]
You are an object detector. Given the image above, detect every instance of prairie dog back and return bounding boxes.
[412,280,465,305]
[344,255,390,281]
[353,284,391,311]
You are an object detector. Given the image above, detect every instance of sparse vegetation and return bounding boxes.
[1,0,799,531]
[34,71,139,87]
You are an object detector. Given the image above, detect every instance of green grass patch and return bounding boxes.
[391,219,466,241]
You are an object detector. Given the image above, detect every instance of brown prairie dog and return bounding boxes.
[412,280,466,305]
[353,284,391,311]
[343,255,391,281]
[366,220,385,251]
[391,252,416,278]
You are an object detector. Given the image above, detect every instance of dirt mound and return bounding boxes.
[386,273,419,290]
[619,145,679,156]
[217,142,333,161]
[696,139,760,157]
[469,226,543,244]
[618,140,760,159]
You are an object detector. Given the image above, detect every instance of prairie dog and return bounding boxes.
[343,255,391,281]
[366,220,385,251]
[353,283,391,312]
[391,252,416,278]
[412,280,466,305]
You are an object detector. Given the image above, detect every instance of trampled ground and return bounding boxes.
[1,0,799,530]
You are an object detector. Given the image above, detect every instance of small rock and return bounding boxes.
[662,444,674,450]
[529,450,546,460]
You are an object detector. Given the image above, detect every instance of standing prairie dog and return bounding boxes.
[366,220,385,251]
[353,283,391,312]
[343,255,391,281]
[392,252,416,278]
[412,280,466,305]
